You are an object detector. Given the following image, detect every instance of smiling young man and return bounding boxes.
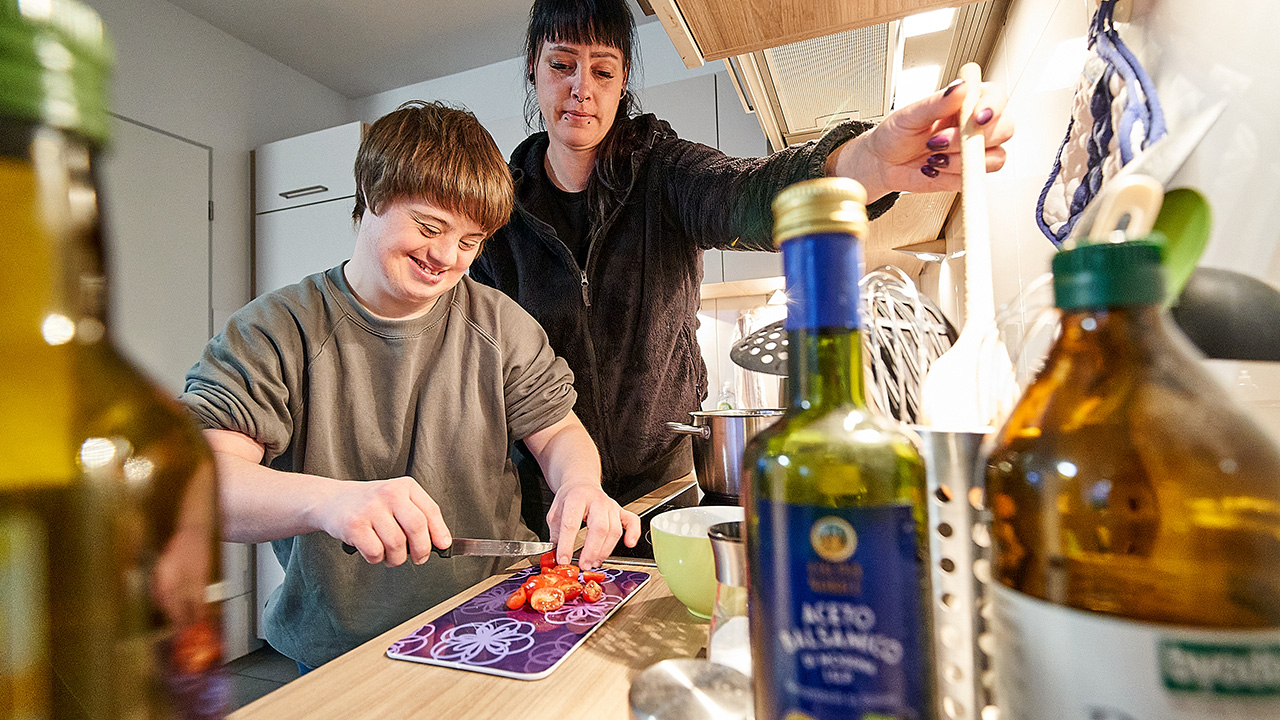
[180,101,638,671]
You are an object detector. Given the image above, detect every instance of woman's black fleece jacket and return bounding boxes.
[471,113,896,504]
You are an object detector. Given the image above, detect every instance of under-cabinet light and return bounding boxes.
[902,8,956,38]
[894,64,942,109]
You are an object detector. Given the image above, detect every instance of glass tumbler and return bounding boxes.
[707,521,751,677]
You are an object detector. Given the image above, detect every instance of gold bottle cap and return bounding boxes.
[771,177,869,248]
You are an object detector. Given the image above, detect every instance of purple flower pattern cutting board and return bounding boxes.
[386,566,650,680]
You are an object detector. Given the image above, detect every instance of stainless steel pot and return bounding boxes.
[666,409,785,498]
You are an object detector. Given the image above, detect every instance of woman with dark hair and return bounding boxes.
[472,0,1014,516]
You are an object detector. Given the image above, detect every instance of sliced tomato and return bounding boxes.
[582,580,604,603]
[562,581,583,602]
[581,569,607,584]
[540,572,568,587]
[522,574,554,594]
[505,587,527,611]
[539,551,557,571]
[529,586,566,613]
[549,564,579,582]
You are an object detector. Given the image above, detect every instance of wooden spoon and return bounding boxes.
[920,62,1018,429]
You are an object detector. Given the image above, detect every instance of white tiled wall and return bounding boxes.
[980,0,1088,336]
[696,296,786,413]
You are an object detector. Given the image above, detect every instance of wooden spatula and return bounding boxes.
[920,62,1018,429]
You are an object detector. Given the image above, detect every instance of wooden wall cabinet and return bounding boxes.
[650,0,972,67]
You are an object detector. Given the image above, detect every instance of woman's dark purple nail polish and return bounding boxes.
[927,153,950,168]
[975,107,994,126]
[920,164,940,179]
[926,135,949,151]
[943,79,963,97]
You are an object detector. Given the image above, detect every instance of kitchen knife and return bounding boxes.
[341,538,553,558]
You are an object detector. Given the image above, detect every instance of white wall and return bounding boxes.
[978,0,1280,429]
[350,21,722,157]
[88,0,351,331]
[982,0,1280,307]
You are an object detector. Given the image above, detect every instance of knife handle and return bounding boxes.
[341,542,453,558]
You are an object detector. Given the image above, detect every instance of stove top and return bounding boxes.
[604,483,740,565]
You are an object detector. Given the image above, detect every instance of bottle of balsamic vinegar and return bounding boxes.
[745,177,932,720]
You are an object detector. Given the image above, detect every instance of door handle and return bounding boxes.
[279,185,328,199]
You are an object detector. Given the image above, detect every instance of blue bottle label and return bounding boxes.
[756,499,926,720]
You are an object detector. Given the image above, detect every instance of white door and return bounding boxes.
[99,116,211,394]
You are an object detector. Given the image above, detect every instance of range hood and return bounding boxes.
[651,0,1009,151]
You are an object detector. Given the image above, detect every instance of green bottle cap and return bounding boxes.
[1052,237,1167,310]
[0,0,113,143]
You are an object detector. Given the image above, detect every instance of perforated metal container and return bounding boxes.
[913,427,997,720]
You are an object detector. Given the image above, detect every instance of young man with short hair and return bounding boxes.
[181,101,638,670]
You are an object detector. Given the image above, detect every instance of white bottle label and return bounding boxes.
[991,583,1280,720]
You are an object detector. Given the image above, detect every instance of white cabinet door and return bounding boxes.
[254,122,363,214]
[254,199,358,296]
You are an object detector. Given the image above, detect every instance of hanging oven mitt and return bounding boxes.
[1036,0,1166,246]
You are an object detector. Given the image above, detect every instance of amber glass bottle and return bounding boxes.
[0,2,226,718]
[985,239,1280,719]
[745,178,931,720]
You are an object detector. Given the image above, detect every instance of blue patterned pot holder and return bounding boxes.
[1037,0,1166,246]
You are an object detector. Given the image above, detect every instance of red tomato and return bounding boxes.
[539,551,556,571]
[581,569,607,584]
[505,587,527,611]
[550,564,579,582]
[582,580,604,603]
[529,586,566,613]
[522,574,557,594]
[562,582,583,602]
[540,572,568,588]
[172,619,220,674]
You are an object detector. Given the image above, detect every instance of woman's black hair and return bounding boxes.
[524,0,644,213]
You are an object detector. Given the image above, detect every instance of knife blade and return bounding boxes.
[341,537,553,558]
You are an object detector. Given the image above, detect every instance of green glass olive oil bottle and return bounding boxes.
[0,1,227,717]
[985,239,1280,719]
[745,177,932,720]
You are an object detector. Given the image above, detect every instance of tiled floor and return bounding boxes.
[225,644,298,711]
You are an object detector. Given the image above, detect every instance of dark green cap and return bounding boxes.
[1052,237,1167,310]
[0,0,113,143]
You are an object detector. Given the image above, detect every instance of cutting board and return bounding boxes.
[386,566,651,680]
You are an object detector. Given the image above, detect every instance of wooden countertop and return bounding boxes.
[230,479,708,720]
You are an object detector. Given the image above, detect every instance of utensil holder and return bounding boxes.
[913,427,994,720]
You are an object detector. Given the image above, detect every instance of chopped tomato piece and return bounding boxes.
[539,551,557,571]
[550,564,579,582]
[562,581,583,602]
[582,580,604,603]
[505,587,527,611]
[581,569,607,584]
[529,586,566,613]
[540,572,569,588]
[522,574,557,594]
